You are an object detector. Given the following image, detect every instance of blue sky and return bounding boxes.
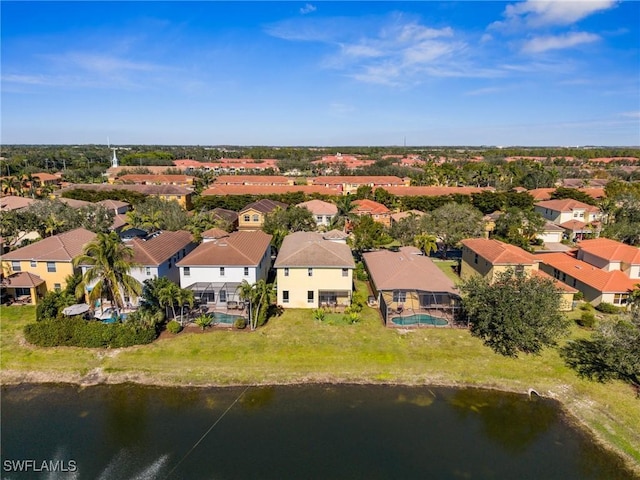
[2,1,639,146]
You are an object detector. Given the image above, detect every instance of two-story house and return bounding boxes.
[1,228,96,305]
[534,199,602,241]
[274,231,355,309]
[350,199,392,227]
[461,238,576,311]
[538,238,640,306]
[297,199,338,229]
[238,199,287,231]
[177,230,272,306]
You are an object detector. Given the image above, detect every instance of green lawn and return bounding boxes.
[1,287,639,474]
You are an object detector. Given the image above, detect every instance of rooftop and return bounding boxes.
[274,232,355,268]
[297,199,338,215]
[578,238,640,264]
[461,238,537,266]
[177,230,272,267]
[2,228,97,262]
[129,230,194,266]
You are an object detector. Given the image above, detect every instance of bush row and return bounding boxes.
[24,318,157,348]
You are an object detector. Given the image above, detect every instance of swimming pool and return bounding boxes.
[207,312,245,325]
[390,314,448,327]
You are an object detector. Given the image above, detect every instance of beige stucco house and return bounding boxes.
[274,231,355,309]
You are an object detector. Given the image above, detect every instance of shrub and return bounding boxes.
[579,303,593,311]
[166,320,182,334]
[573,291,584,301]
[595,302,620,314]
[355,262,369,281]
[36,291,74,322]
[234,317,247,329]
[577,312,596,329]
[312,309,326,322]
[194,314,213,331]
[24,318,157,348]
[343,312,360,324]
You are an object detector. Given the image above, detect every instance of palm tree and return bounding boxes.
[236,280,255,326]
[251,280,275,331]
[74,232,141,313]
[413,233,438,256]
[158,282,180,321]
[1,176,19,196]
[176,287,195,325]
[44,214,66,237]
[19,173,36,198]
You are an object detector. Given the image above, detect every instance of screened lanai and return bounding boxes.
[362,247,462,328]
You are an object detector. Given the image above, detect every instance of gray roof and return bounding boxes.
[363,247,458,295]
[274,232,355,268]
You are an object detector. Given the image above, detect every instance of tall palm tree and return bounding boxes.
[236,280,255,326]
[251,280,275,331]
[1,176,19,196]
[74,232,141,313]
[414,233,438,256]
[158,282,180,321]
[176,287,195,325]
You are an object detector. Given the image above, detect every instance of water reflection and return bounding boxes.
[1,384,635,480]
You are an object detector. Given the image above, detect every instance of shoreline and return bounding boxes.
[2,368,640,477]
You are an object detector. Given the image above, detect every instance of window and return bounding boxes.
[307,291,314,303]
[613,293,628,305]
[11,261,21,272]
[252,214,259,222]
[342,268,348,277]
[392,291,406,302]
[316,216,323,222]
[308,268,313,277]
[474,253,478,265]
[146,267,151,276]
[515,265,524,275]
[30,260,37,268]
[282,290,289,303]
[15,287,30,296]
[54,283,61,292]
[220,290,227,302]
[284,268,289,277]
[47,262,56,273]
[244,267,249,276]
[184,267,190,277]
[220,267,225,276]
[244,214,250,222]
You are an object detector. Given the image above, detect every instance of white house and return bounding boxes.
[296,199,338,228]
[176,230,272,306]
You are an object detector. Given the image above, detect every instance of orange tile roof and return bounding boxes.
[201,228,229,239]
[201,184,340,196]
[116,174,195,184]
[558,219,588,230]
[177,230,272,267]
[537,252,638,293]
[531,270,578,293]
[528,188,555,200]
[383,186,490,196]
[129,230,194,266]
[461,238,537,265]
[578,238,640,264]
[214,175,291,185]
[2,228,96,262]
[352,199,390,215]
[309,175,405,186]
[0,195,36,211]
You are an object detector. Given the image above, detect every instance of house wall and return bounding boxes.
[313,214,335,228]
[238,208,265,230]
[276,266,352,308]
[538,263,604,304]
[538,230,563,243]
[535,206,561,223]
[2,260,75,292]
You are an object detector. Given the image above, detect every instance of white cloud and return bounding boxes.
[300,4,316,15]
[522,32,600,53]
[493,0,617,30]
[620,111,640,119]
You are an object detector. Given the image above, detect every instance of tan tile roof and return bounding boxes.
[0,195,36,211]
[210,208,239,224]
[128,230,194,266]
[177,230,272,267]
[274,232,355,268]
[59,197,92,208]
[383,186,490,196]
[2,228,96,262]
[98,199,130,209]
[578,238,640,264]
[363,247,458,294]
[535,198,601,213]
[296,199,338,215]
[461,238,537,265]
[33,172,60,182]
[0,271,45,288]
[322,229,349,240]
[352,199,390,215]
[201,184,340,196]
[538,252,638,293]
[201,228,229,239]
[111,214,128,230]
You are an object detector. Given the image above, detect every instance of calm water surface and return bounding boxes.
[1,384,636,479]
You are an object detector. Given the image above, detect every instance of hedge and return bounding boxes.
[24,318,157,348]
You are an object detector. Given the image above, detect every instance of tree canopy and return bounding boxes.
[460,269,570,357]
[423,202,484,255]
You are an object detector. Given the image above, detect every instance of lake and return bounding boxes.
[1,383,636,479]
